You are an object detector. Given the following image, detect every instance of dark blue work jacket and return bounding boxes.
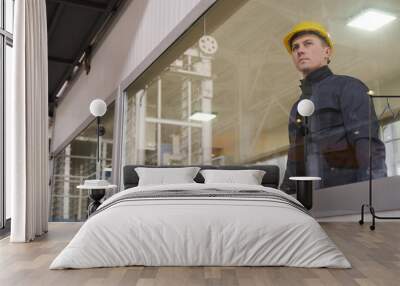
[280,66,387,194]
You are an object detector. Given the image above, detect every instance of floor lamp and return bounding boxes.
[359,92,400,230]
[289,99,320,210]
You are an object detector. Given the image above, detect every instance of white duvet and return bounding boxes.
[50,183,351,269]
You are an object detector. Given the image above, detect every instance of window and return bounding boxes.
[5,0,13,33]
[50,102,115,221]
[1,0,14,230]
[121,0,400,194]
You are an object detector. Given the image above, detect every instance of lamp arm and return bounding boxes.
[96,116,100,180]
[304,116,308,176]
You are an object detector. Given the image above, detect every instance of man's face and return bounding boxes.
[291,34,331,76]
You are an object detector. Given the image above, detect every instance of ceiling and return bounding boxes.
[46,0,126,117]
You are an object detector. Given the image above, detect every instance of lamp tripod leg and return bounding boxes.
[370,206,376,231]
[359,204,366,225]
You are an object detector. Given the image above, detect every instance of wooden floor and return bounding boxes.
[0,222,399,286]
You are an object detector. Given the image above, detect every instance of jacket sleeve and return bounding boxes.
[339,79,387,180]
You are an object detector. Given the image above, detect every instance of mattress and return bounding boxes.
[50,183,351,269]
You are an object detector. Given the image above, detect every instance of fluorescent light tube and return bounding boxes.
[189,112,216,122]
[347,9,397,31]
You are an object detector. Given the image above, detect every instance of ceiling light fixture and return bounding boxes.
[189,112,216,122]
[55,81,68,98]
[347,9,397,31]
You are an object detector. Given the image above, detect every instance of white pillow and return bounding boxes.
[200,169,266,185]
[135,167,200,186]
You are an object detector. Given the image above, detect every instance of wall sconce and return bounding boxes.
[297,99,315,171]
[89,99,107,180]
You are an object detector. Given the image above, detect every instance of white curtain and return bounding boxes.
[8,0,49,242]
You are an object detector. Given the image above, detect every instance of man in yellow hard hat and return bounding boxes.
[280,21,386,194]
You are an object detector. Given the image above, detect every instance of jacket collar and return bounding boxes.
[299,65,332,98]
[301,65,333,85]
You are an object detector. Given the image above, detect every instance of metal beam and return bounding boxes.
[49,0,125,110]
[49,56,75,65]
[48,0,108,11]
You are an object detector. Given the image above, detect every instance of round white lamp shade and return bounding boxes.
[90,99,107,117]
[297,99,315,117]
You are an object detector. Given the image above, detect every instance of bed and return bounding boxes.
[50,165,350,269]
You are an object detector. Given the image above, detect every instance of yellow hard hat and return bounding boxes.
[283,21,333,54]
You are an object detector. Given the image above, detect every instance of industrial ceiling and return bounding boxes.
[46,0,126,116]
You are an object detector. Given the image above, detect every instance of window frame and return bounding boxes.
[1,0,14,230]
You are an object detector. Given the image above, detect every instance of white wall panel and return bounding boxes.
[52,0,215,152]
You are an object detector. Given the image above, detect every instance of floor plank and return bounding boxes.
[0,222,399,286]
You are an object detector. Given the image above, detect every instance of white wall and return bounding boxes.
[52,0,216,153]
